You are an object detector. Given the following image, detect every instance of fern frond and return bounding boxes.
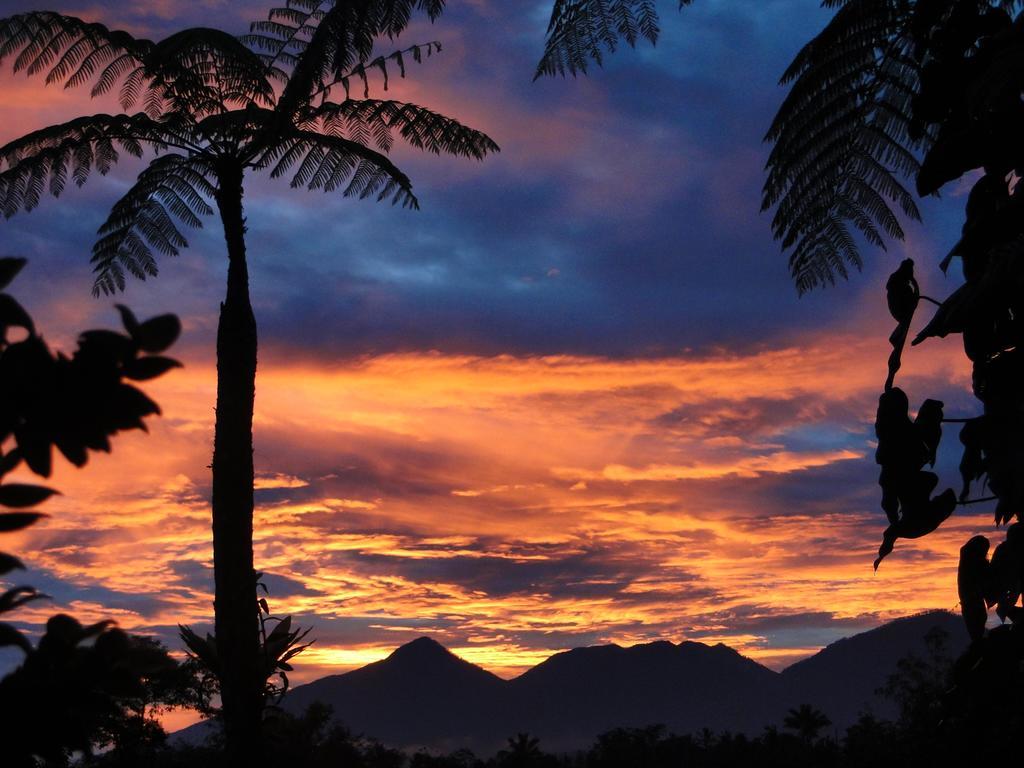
[242,2,327,75]
[0,11,151,93]
[257,129,418,208]
[304,99,498,159]
[0,113,178,217]
[276,0,446,117]
[90,154,216,296]
[535,0,693,79]
[321,41,442,100]
[763,0,931,293]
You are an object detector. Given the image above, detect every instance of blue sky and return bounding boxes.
[0,1,988,687]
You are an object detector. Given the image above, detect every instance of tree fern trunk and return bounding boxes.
[212,158,262,765]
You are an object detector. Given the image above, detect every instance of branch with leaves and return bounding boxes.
[0,257,186,763]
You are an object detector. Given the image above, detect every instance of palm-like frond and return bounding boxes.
[0,113,179,218]
[322,40,443,99]
[91,154,216,296]
[272,0,446,116]
[257,128,418,208]
[0,11,151,96]
[304,99,498,158]
[243,1,329,84]
[763,0,932,294]
[535,0,692,79]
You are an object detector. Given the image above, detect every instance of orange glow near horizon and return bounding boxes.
[4,326,991,684]
[0,0,992,699]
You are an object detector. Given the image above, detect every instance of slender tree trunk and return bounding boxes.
[211,157,262,765]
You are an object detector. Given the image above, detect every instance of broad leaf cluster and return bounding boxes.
[0,258,185,764]
[823,0,1024,728]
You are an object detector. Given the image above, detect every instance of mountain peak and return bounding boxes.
[389,636,452,661]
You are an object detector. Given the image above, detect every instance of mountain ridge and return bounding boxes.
[175,610,968,754]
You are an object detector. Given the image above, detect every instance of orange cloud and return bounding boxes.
[2,322,987,687]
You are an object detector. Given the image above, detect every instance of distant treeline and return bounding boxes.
[77,704,1006,768]
[26,626,1019,766]
[80,643,1018,768]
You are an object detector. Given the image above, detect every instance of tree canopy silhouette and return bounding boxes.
[0,257,191,765]
[783,704,832,743]
[0,2,498,763]
[767,0,1024,733]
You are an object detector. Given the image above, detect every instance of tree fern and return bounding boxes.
[0,6,495,754]
[302,99,499,157]
[763,1,1024,293]
[762,0,935,293]
[270,1,448,117]
[535,0,693,79]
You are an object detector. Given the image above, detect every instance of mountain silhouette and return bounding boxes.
[506,640,783,748]
[281,636,508,752]
[779,610,967,726]
[175,610,967,754]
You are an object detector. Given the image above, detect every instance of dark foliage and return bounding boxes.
[0,4,497,294]
[1,628,209,768]
[79,640,1011,767]
[763,1,1024,292]
[0,258,188,765]
[178,571,313,720]
[535,2,694,79]
[539,0,1024,748]
[781,0,1024,742]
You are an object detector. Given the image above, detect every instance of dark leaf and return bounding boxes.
[0,449,23,476]
[0,483,58,508]
[134,314,180,353]
[0,257,27,290]
[14,425,51,477]
[0,586,46,613]
[0,294,35,333]
[265,615,292,643]
[0,622,31,652]
[0,552,24,575]
[115,303,140,336]
[122,355,182,381]
[0,511,45,532]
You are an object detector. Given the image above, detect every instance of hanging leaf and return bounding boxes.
[122,355,182,381]
[0,257,27,290]
[0,512,45,532]
[0,483,58,509]
[133,314,181,353]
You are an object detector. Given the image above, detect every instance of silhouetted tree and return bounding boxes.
[589,726,667,768]
[496,733,549,768]
[783,703,832,743]
[0,257,184,765]
[411,749,484,768]
[0,4,497,761]
[879,627,951,735]
[764,0,1024,739]
[842,713,897,767]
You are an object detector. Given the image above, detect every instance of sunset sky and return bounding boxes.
[0,0,995,694]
